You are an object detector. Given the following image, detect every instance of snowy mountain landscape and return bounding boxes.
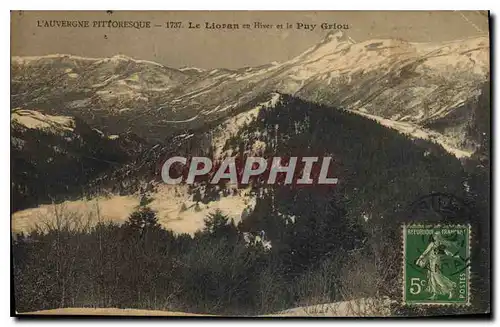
[11,31,490,233]
[12,30,490,316]
[12,31,489,156]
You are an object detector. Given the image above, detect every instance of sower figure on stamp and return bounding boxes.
[416,232,460,300]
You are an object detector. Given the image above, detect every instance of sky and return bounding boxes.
[11,11,489,69]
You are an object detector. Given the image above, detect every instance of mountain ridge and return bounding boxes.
[11,32,489,156]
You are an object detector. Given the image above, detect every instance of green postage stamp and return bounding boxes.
[403,224,471,305]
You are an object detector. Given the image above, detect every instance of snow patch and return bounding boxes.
[179,66,205,73]
[162,115,199,123]
[11,109,75,132]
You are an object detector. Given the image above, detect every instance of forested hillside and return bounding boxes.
[11,111,148,212]
[13,95,490,316]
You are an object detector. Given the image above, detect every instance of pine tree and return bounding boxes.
[126,206,159,232]
[203,209,229,235]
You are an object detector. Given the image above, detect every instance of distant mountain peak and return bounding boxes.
[324,30,344,40]
[11,34,489,158]
[110,54,133,60]
[321,30,353,45]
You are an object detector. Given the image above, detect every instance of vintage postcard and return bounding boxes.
[11,11,490,317]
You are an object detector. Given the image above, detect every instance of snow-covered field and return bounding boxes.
[11,184,256,236]
[19,297,394,317]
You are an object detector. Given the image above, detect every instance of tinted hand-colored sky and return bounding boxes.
[11,11,489,69]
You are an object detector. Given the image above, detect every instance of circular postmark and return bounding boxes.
[406,193,472,224]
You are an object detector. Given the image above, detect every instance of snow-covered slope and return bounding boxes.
[11,95,283,233]
[211,92,281,157]
[284,32,488,155]
[348,109,474,158]
[11,95,285,234]
[270,297,394,317]
[11,31,489,153]
[12,183,256,235]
